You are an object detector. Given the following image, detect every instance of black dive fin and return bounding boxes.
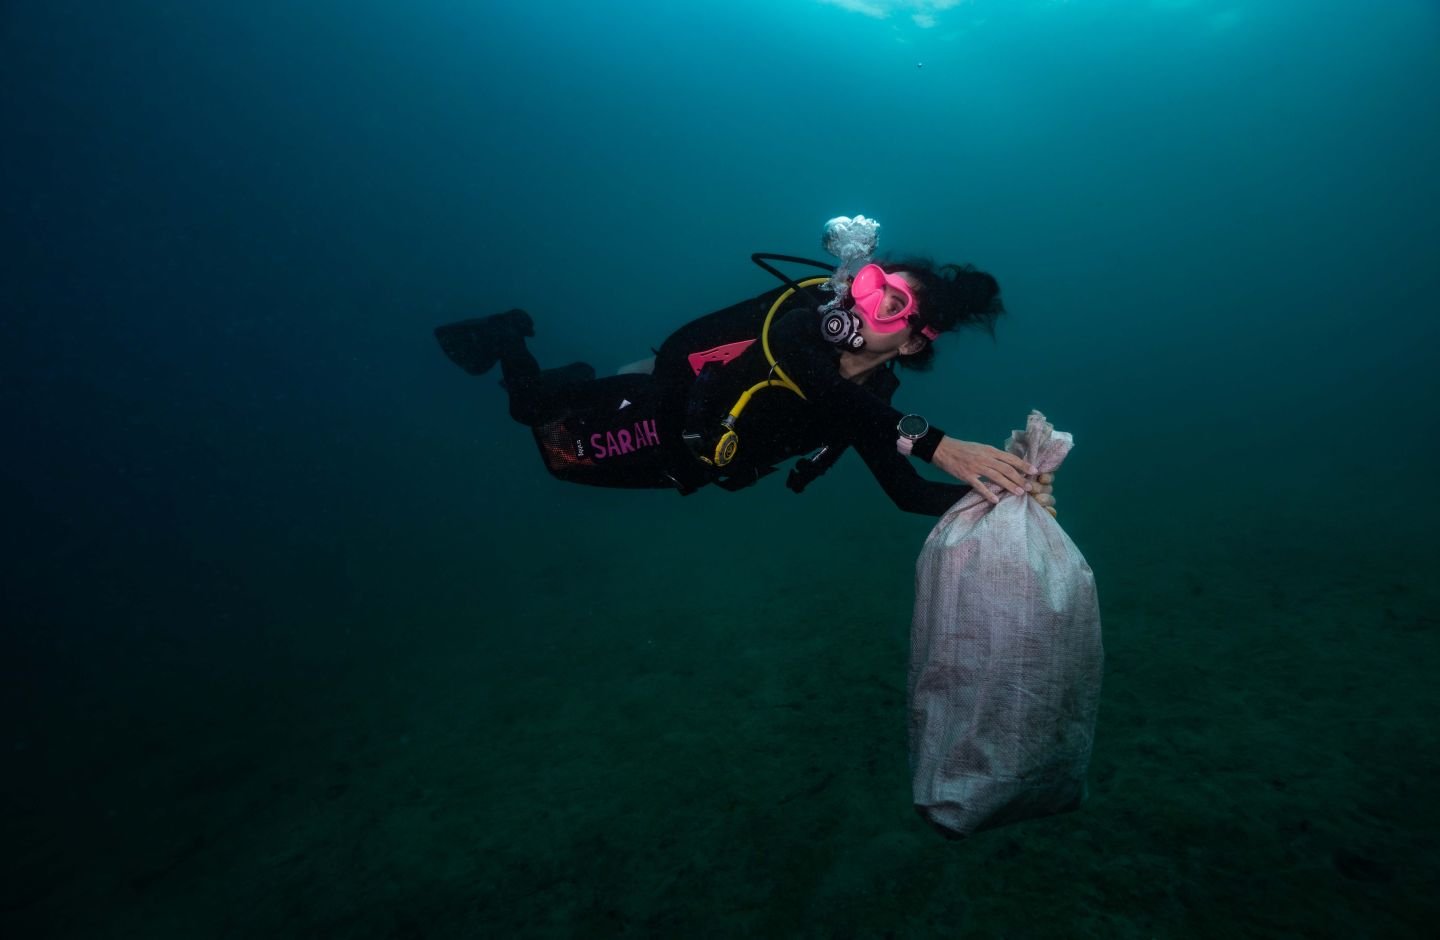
[434,309,534,375]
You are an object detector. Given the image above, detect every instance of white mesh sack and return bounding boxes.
[909,410,1103,839]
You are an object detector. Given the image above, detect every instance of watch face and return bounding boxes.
[898,414,928,438]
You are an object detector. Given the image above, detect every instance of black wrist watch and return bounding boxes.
[897,414,929,455]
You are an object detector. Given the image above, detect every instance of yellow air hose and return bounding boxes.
[709,277,827,466]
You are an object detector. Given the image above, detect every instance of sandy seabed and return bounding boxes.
[5,479,1437,939]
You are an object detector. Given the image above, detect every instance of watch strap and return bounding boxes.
[912,426,945,463]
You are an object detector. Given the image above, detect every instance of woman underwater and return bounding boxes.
[435,224,1056,518]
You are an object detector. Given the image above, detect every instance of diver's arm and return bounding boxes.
[770,308,950,461]
[851,426,973,516]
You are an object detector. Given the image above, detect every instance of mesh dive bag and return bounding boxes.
[908,411,1103,839]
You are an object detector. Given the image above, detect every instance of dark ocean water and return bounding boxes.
[4,1,1438,936]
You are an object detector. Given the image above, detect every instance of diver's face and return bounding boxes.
[875,281,911,319]
[855,273,927,356]
[852,265,916,326]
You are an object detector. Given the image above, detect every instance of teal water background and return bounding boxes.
[4,1,1438,936]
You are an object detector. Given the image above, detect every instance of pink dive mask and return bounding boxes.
[849,264,939,340]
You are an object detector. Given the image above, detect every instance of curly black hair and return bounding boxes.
[880,258,1005,371]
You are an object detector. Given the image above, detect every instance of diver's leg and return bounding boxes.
[433,309,599,426]
[504,362,596,426]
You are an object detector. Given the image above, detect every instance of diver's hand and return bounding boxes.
[931,436,1037,505]
[1032,472,1057,517]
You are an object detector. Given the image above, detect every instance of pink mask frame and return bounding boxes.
[849,264,939,340]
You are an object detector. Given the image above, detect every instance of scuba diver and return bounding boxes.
[435,217,1056,517]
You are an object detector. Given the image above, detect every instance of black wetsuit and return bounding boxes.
[510,286,972,516]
